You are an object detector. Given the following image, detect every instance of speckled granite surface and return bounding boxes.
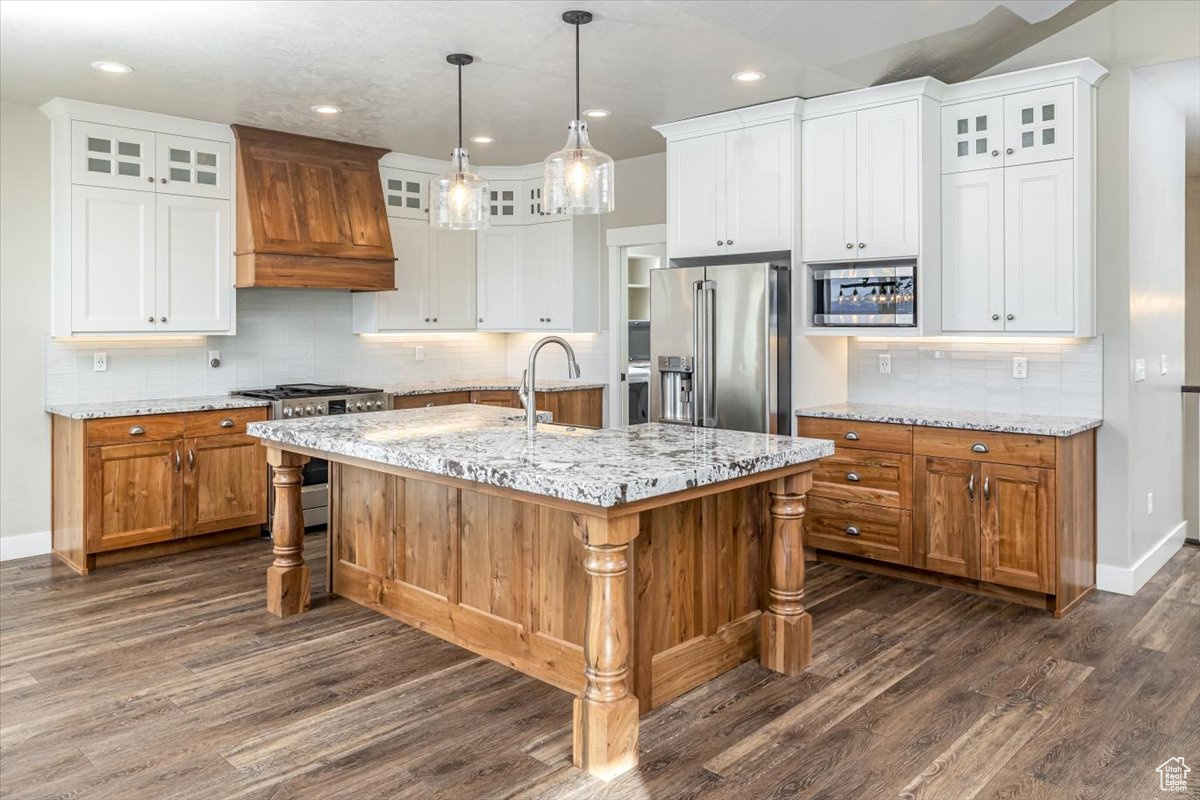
[46,396,271,420]
[248,405,833,507]
[383,378,607,396]
[796,403,1102,438]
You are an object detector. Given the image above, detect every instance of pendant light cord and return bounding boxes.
[575,21,581,122]
[457,62,463,154]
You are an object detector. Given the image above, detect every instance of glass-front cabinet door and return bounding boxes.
[72,121,156,191]
[1002,84,1073,167]
[940,97,1004,174]
[155,135,231,199]
[381,166,430,220]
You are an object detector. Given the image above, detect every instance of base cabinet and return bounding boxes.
[798,417,1094,616]
[52,408,268,573]
[391,388,604,428]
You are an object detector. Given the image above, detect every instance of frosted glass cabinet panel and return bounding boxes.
[940,97,1004,173]
[71,121,156,191]
[380,166,430,221]
[1003,85,1074,167]
[156,135,231,199]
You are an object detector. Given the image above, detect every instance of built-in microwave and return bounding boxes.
[810,261,916,327]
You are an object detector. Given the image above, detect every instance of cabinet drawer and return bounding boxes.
[394,391,472,410]
[797,417,912,453]
[184,408,268,437]
[912,427,1054,468]
[87,414,185,446]
[471,390,520,408]
[810,449,911,509]
[805,496,912,565]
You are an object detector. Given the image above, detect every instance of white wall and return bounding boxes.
[0,101,51,556]
[986,0,1200,592]
[1184,176,1199,541]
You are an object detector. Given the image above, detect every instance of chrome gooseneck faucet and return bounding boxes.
[519,336,581,431]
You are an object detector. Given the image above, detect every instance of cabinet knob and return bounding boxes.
[147,176,154,183]
[844,525,861,536]
[160,177,167,184]
[971,442,989,453]
[478,317,483,323]
[846,472,861,482]
[424,317,430,322]
[717,240,723,246]
[545,317,551,323]
[148,316,154,323]
[991,150,999,157]
[129,425,145,435]
[160,316,167,323]
[1006,148,1014,155]
[992,314,1000,321]
[844,431,860,441]
[845,242,854,249]
[727,240,733,246]
[1006,313,1015,321]
[432,317,438,322]
[858,242,866,249]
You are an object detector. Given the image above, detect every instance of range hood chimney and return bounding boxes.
[232,125,396,291]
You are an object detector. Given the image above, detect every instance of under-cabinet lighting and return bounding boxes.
[854,336,1096,345]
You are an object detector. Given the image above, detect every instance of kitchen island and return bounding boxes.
[247,406,832,779]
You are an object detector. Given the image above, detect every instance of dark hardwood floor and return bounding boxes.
[1,536,1196,799]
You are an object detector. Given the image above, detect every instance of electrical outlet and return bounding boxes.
[1134,358,1146,383]
[1012,356,1028,379]
[414,345,425,362]
[1160,354,1168,376]
[878,354,892,375]
[93,352,107,372]
[1147,492,1154,516]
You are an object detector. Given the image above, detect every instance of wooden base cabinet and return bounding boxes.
[52,408,268,574]
[798,417,1094,616]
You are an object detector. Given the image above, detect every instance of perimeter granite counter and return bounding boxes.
[247,405,833,779]
[795,402,1102,437]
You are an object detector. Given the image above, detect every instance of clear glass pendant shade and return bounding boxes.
[542,120,614,215]
[430,148,489,230]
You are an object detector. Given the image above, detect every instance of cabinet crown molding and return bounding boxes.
[801,77,946,120]
[654,98,803,141]
[40,97,233,143]
[943,58,1109,103]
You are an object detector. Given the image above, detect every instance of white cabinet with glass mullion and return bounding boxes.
[156,135,231,199]
[71,121,156,191]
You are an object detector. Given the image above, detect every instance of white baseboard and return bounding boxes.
[1097,521,1189,595]
[0,530,52,561]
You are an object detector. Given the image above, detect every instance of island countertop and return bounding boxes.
[247,405,834,507]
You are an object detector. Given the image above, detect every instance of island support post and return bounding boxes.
[761,471,813,674]
[266,447,311,618]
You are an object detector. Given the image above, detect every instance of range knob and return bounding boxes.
[316,405,326,415]
[355,401,365,411]
[283,407,293,418]
[374,400,384,409]
[305,405,315,416]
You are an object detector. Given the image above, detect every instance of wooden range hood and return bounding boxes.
[232,125,396,290]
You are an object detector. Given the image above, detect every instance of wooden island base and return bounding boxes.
[264,447,815,780]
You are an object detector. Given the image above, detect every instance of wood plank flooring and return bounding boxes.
[1,537,1196,799]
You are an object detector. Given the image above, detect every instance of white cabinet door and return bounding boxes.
[667,132,726,258]
[72,121,156,191]
[429,229,476,329]
[801,111,857,262]
[156,135,231,199]
[941,97,1005,174]
[381,166,431,220]
[477,227,524,330]
[155,195,230,332]
[71,185,156,332]
[530,220,574,330]
[377,218,432,329]
[856,101,919,259]
[725,120,792,255]
[1004,160,1074,332]
[1003,84,1073,167]
[486,180,524,226]
[942,169,1005,332]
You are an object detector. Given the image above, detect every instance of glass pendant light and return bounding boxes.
[543,10,614,215]
[431,53,489,230]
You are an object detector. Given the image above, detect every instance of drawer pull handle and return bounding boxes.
[971,442,989,453]
[844,525,861,536]
[846,472,861,482]
[129,425,145,435]
[844,431,860,441]
[219,418,235,428]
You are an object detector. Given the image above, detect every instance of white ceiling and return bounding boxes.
[1,0,1098,165]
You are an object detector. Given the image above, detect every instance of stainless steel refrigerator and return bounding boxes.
[649,262,791,434]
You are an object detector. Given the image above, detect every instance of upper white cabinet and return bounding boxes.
[486,180,523,226]
[658,106,797,260]
[45,102,236,336]
[940,62,1102,336]
[381,166,431,220]
[353,217,475,332]
[523,178,568,223]
[476,227,524,330]
[802,100,919,263]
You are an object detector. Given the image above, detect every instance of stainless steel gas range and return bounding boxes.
[234,383,390,531]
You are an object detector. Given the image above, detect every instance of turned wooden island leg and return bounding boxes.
[572,514,640,780]
[266,448,311,618]
[761,470,813,674]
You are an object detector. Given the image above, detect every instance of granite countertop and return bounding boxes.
[247,405,834,507]
[382,378,607,396]
[46,395,272,420]
[795,402,1102,438]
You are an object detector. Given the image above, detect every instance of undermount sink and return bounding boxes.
[535,421,599,436]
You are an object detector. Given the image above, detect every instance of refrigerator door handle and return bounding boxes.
[696,280,717,428]
[692,280,704,426]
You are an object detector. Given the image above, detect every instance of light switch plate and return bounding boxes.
[93,352,107,372]
[1134,358,1146,383]
[878,354,891,375]
[1012,356,1028,379]
[1147,492,1154,516]
[1160,354,1168,376]
[414,345,425,362]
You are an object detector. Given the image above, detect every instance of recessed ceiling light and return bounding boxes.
[471,136,495,144]
[311,104,342,115]
[731,70,766,83]
[583,109,610,119]
[91,61,133,74]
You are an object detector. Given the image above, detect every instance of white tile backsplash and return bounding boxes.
[848,337,1103,417]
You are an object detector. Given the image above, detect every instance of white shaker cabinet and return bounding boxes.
[476,227,525,330]
[1003,160,1074,333]
[381,166,431,220]
[666,132,726,258]
[70,186,157,333]
[156,135,231,200]
[941,169,1005,332]
[940,97,1005,173]
[486,180,524,226]
[71,121,157,192]
[523,220,574,329]
[428,226,477,329]
[942,85,1072,173]
[800,111,856,262]
[155,194,231,332]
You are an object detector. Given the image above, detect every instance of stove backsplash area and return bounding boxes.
[848,337,1103,418]
[43,289,512,406]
